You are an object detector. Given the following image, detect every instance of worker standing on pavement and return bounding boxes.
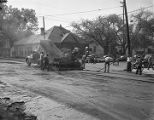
[147,55,153,70]
[127,56,132,72]
[104,55,112,73]
[40,52,44,70]
[42,53,49,71]
[135,56,143,75]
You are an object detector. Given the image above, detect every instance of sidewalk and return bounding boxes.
[85,62,154,83]
[85,62,127,72]
[85,62,154,74]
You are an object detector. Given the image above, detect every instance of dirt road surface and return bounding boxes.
[0,59,154,120]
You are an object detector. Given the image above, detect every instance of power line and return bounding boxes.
[37,5,153,29]
[37,6,121,24]
[38,5,153,18]
[61,5,154,27]
[128,5,153,14]
[118,5,153,16]
[41,6,121,16]
[45,17,71,23]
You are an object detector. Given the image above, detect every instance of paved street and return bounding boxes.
[0,59,154,120]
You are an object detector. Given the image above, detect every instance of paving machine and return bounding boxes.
[26,40,83,71]
[51,49,84,71]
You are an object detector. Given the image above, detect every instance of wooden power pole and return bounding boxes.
[43,16,45,40]
[123,0,131,57]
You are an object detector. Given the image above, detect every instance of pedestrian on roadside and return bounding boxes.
[135,56,143,75]
[147,55,153,70]
[127,56,132,72]
[42,53,49,71]
[40,52,44,70]
[104,55,112,73]
[81,54,86,69]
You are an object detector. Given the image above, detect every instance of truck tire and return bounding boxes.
[26,59,31,66]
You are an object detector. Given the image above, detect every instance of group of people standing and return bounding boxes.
[40,52,49,71]
[128,54,153,75]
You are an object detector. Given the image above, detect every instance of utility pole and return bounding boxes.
[121,1,125,54]
[122,0,132,72]
[123,3,125,54]
[123,0,131,57]
[43,16,45,40]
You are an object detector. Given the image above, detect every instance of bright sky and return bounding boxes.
[7,0,153,31]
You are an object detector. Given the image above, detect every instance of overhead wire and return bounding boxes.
[45,17,71,23]
[37,5,153,29]
[37,5,121,25]
[39,6,121,17]
[117,5,153,16]
[37,5,153,21]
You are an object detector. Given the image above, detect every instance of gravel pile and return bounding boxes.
[0,97,37,120]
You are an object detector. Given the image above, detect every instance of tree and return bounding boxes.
[130,10,154,51]
[0,4,38,46]
[71,14,124,55]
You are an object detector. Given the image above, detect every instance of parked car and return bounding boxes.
[85,54,96,63]
[118,55,127,61]
[95,57,105,63]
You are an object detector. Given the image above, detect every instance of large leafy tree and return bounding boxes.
[130,10,154,51]
[71,14,124,55]
[0,4,38,46]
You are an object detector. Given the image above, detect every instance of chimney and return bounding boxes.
[40,27,45,35]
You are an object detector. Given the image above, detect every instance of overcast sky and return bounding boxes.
[8,0,153,31]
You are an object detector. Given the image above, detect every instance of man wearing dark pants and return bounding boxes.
[147,56,153,70]
[135,56,143,75]
[43,54,49,71]
[127,56,132,72]
[40,52,44,70]
[104,56,111,73]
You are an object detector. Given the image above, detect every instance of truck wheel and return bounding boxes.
[26,59,31,66]
[28,61,31,66]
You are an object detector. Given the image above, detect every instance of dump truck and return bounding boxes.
[26,40,84,71]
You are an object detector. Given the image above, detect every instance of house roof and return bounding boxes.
[61,32,86,44]
[14,25,85,46]
[61,33,71,42]
[48,26,70,43]
[14,26,55,45]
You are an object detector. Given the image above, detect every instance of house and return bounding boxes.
[0,31,11,57]
[88,40,104,57]
[11,25,86,58]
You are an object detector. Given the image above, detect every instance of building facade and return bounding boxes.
[89,41,104,57]
[0,31,11,57]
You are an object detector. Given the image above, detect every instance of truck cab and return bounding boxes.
[25,51,40,66]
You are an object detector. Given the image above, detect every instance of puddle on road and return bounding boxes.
[0,97,37,120]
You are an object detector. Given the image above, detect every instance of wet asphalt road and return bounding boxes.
[0,59,154,120]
